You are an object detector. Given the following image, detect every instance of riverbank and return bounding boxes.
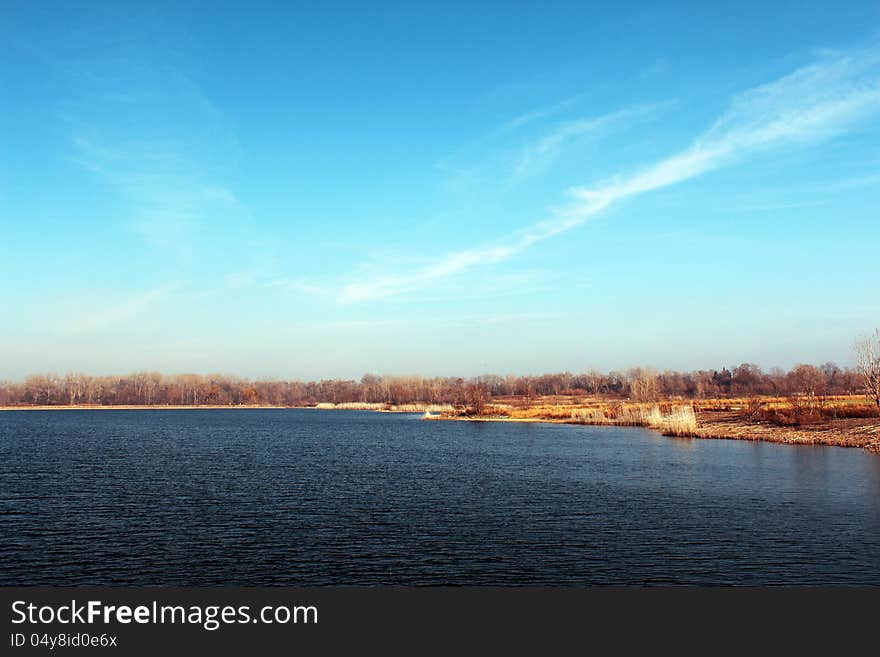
[0,402,450,413]
[692,410,880,451]
[432,410,880,451]
[3,400,878,452]
[428,396,880,452]
[0,404,289,411]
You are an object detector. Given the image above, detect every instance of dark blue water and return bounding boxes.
[1,409,878,585]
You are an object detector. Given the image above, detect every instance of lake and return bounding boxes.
[1,409,878,585]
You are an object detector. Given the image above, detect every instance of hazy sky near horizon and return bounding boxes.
[2,1,879,380]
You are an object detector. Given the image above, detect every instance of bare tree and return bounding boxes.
[788,364,826,397]
[465,382,489,415]
[855,329,880,414]
[629,368,659,402]
[0,359,874,409]
[63,373,83,405]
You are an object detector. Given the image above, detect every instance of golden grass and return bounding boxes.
[482,394,876,422]
[693,394,875,414]
[439,394,878,450]
[569,402,696,436]
[472,400,698,436]
[387,403,456,413]
[656,405,698,436]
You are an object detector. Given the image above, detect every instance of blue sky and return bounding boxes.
[1,1,879,379]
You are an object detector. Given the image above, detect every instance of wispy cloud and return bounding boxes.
[513,101,673,178]
[340,44,880,303]
[62,58,246,255]
[823,171,880,191]
[495,96,581,134]
[268,277,329,296]
[340,244,523,303]
[71,136,244,254]
[62,284,178,333]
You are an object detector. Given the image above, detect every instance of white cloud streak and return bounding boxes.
[513,101,673,177]
[339,44,880,304]
[495,96,581,134]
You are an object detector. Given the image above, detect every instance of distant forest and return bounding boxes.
[0,363,866,407]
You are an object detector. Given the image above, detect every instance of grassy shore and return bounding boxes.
[430,395,880,453]
[3,397,878,452]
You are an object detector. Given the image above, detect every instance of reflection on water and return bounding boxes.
[1,409,878,585]
[791,446,830,492]
[867,453,880,500]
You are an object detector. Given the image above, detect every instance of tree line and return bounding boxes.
[0,361,871,408]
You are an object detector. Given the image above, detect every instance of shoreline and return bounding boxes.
[0,404,436,413]
[691,411,880,452]
[0,404,297,411]
[2,403,878,453]
[430,411,880,452]
[0,402,452,413]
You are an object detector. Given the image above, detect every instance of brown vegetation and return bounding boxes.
[2,357,878,451]
[856,329,880,411]
[0,361,869,409]
[430,394,879,452]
